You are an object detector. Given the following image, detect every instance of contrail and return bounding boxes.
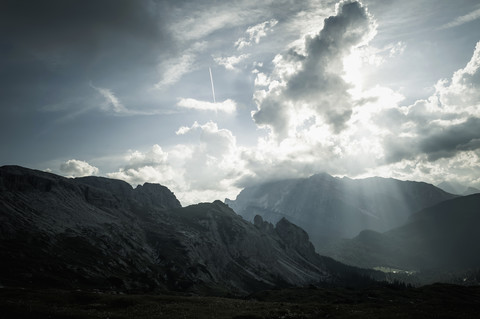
[209,67,216,103]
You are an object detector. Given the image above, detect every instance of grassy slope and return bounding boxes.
[1,284,480,319]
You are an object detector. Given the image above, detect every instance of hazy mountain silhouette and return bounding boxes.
[317,194,480,283]
[463,187,480,195]
[0,165,379,295]
[226,173,456,248]
[438,181,480,196]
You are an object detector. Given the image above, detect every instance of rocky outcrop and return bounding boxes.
[253,214,274,233]
[275,217,316,258]
[133,182,181,210]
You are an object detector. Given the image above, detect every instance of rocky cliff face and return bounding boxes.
[226,173,456,248]
[0,166,377,295]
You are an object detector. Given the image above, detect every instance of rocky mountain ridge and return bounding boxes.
[0,165,379,295]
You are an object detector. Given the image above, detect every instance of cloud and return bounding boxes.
[176,121,242,190]
[11,0,480,203]
[90,84,128,113]
[252,0,377,138]
[436,42,480,115]
[439,7,480,30]
[214,54,250,70]
[107,122,244,205]
[107,145,177,187]
[104,38,480,202]
[380,41,480,163]
[89,83,172,116]
[177,98,237,113]
[235,19,278,50]
[176,121,237,157]
[60,159,99,177]
[363,149,480,192]
[155,52,198,89]
[388,41,406,58]
[419,118,480,161]
[170,4,264,42]
[241,20,480,190]
[384,117,480,163]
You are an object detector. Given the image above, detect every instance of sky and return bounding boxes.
[1,0,480,205]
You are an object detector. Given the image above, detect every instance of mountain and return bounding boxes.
[437,181,464,195]
[437,181,480,196]
[463,186,480,196]
[317,194,480,283]
[0,165,379,295]
[225,173,456,248]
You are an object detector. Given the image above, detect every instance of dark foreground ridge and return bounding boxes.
[1,283,480,318]
[0,165,379,295]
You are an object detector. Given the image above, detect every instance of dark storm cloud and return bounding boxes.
[419,117,480,161]
[384,117,480,163]
[286,0,374,132]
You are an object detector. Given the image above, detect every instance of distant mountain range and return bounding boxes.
[225,173,456,248]
[317,194,480,283]
[0,165,379,295]
[437,181,480,196]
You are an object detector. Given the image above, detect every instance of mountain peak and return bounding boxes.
[275,217,316,257]
[134,182,182,209]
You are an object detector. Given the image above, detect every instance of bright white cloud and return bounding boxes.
[60,159,99,177]
[107,122,244,205]
[177,98,237,113]
[214,54,250,70]
[155,42,207,89]
[176,121,242,190]
[388,41,406,58]
[155,53,197,89]
[235,19,278,50]
[436,41,480,115]
[107,144,177,188]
